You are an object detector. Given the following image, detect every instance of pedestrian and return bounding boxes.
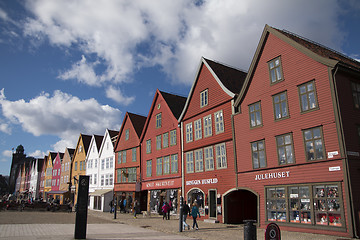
[182,201,190,230]
[133,199,138,218]
[123,198,127,213]
[166,202,171,220]
[162,202,168,220]
[191,202,200,230]
[109,200,113,213]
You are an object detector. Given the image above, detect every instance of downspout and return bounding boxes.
[180,122,185,198]
[231,99,239,189]
[331,66,358,238]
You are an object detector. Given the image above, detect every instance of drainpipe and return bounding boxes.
[331,66,358,238]
[180,122,185,198]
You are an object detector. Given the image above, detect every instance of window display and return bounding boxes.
[266,183,343,228]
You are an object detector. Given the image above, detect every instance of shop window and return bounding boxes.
[156,135,162,150]
[170,130,177,146]
[299,81,318,112]
[289,186,311,224]
[215,143,227,169]
[351,82,360,109]
[187,189,205,215]
[251,140,267,169]
[186,123,193,143]
[186,151,194,173]
[249,102,262,128]
[163,156,170,175]
[276,133,295,165]
[214,110,224,134]
[194,149,204,172]
[203,115,212,137]
[267,187,287,222]
[303,127,325,161]
[146,160,152,177]
[163,132,169,148]
[314,185,342,227]
[204,146,214,171]
[268,56,283,84]
[171,154,178,173]
[273,92,289,120]
[146,139,151,154]
[194,119,202,140]
[156,157,163,176]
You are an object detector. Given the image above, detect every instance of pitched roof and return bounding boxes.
[108,129,119,139]
[160,91,187,119]
[81,134,92,154]
[204,58,247,94]
[274,28,360,72]
[94,135,104,152]
[128,112,147,138]
[67,148,75,157]
[59,152,64,159]
[49,152,57,161]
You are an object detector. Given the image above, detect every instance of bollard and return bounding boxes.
[244,220,257,240]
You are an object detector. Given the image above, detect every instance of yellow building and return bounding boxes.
[71,133,91,204]
[44,152,57,201]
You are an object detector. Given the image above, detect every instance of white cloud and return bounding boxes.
[2,150,13,157]
[0,88,122,151]
[22,0,345,87]
[0,122,11,134]
[0,8,8,21]
[105,86,135,106]
[28,150,47,158]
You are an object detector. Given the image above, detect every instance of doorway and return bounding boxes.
[224,189,257,224]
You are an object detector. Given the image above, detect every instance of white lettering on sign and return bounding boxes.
[255,171,290,181]
[327,151,339,159]
[329,166,341,172]
[186,178,218,186]
[146,180,175,188]
[347,151,360,157]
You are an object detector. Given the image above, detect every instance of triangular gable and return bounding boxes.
[86,134,103,161]
[140,89,186,142]
[178,57,246,122]
[72,133,91,164]
[234,24,340,108]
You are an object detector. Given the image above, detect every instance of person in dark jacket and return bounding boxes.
[182,201,190,230]
[191,202,200,230]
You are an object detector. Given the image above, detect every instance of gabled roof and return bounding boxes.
[59,152,64,159]
[114,112,146,151]
[49,152,57,161]
[37,158,44,172]
[140,90,186,142]
[179,57,247,121]
[67,148,75,157]
[234,24,360,107]
[81,134,92,154]
[94,135,104,152]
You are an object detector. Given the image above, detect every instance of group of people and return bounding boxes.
[109,198,139,218]
[182,201,201,230]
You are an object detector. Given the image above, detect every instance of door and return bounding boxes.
[209,190,216,218]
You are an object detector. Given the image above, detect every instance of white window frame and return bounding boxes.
[194,119,202,140]
[186,123,193,143]
[215,143,227,169]
[200,89,208,108]
[194,149,204,172]
[186,151,194,173]
[214,110,224,134]
[204,146,214,171]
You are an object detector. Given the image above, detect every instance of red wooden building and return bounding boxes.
[233,25,360,238]
[179,57,247,223]
[114,112,146,212]
[140,90,186,215]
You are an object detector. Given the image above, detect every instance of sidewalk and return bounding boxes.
[89,210,355,240]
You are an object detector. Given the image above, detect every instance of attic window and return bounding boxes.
[125,129,129,140]
[79,146,83,153]
[268,56,283,84]
[200,89,208,108]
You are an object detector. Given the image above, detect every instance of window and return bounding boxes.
[128,168,136,182]
[156,113,162,128]
[74,162,78,171]
[204,146,214,171]
[101,175,104,186]
[186,151,194,173]
[156,135,162,150]
[249,102,262,128]
[266,183,343,228]
[109,174,113,185]
[79,161,82,171]
[170,130,177,146]
[94,159,97,168]
[132,148,136,162]
[125,129,129,140]
[122,150,127,163]
[118,152,122,164]
[303,127,324,161]
[194,119,202,140]
[121,169,127,182]
[273,92,289,120]
[194,149,204,172]
[163,132,169,148]
[146,139,151,153]
[203,115,212,137]
[117,169,121,183]
[94,174,97,185]
[186,123,193,142]
[200,89,208,108]
[105,174,109,185]
[215,143,227,169]
[171,154,178,173]
[268,56,283,84]
[105,158,110,169]
[214,110,224,134]
[101,159,105,170]
[276,134,295,165]
[299,81,318,112]
[351,82,360,109]
[146,160,152,177]
[110,157,113,168]
[83,161,86,170]
[251,140,266,169]
[156,157,163,176]
[163,156,170,174]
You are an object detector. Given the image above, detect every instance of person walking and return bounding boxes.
[109,200,114,213]
[191,202,200,230]
[182,201,190,230]
[133,199,138,218]
[162,202,169,220]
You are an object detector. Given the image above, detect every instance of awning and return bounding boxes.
[46,190,68,195]
[89,189,113,196]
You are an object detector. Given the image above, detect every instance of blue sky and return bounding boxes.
[0,0,359,176]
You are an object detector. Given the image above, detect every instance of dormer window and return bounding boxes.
[268,56,283,84]
[200,89,208,108]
